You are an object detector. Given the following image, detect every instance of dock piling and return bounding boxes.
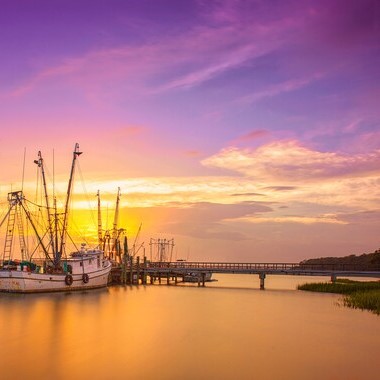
[259,273,266,290]
[129,256,133,285]
[136,256,140,285]
[142,256,147,285]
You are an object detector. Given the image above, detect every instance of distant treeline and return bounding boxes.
[300,249,380,271]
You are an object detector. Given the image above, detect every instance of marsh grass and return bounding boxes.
[343,290,380,315]
[298,279,380,315]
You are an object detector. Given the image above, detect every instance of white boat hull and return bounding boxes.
[0,262,112,293]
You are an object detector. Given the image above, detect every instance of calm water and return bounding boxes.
[1,275,379,380]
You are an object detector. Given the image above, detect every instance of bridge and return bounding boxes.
[111,260,380,289]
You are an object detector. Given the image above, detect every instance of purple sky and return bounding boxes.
[0,0,379,262]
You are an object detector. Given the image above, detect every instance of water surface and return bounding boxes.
[1,275,379,380]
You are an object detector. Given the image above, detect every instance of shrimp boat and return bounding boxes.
[0,144,112,293]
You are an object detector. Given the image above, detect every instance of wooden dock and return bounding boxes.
[109,258,380,289]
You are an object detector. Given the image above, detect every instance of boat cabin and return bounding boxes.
[67,248,104,275]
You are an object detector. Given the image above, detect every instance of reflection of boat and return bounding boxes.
[0,144,112,293]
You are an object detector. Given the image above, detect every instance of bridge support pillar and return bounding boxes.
[259,273,266,290]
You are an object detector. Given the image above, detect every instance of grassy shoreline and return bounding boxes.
[298,279,380,315]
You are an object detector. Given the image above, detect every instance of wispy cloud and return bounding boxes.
[1,2,303,101]
[264,186,298,192]
[226,214,348,225]
[237,74,324,104]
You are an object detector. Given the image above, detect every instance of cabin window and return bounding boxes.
[80,262,83,267]
[97,258,100,267]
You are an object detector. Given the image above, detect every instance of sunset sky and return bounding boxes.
[0,0,379,262]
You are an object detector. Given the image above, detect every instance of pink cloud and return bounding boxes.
[183,150,202,157]
[202,140,380,182]
[233,129,271,144]
[117,125,146,137]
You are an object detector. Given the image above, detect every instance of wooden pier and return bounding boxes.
[109,258,380,289]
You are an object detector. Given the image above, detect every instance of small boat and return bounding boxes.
[0,144,112,293]
[183,272,213,283]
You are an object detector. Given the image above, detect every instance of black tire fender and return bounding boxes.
[65,274,73,286]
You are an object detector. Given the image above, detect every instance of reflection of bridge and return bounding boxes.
[111,260,380,289]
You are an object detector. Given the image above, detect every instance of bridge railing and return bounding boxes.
[145,261,380,272]
[146,262,298,271]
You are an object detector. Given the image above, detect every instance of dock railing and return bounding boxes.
[145,261,380,272]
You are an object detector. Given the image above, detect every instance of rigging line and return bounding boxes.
[21,147,26,193]
[24,198,49,209]
[67,234,79,251]
[76,160,97,229]
[24,208,48,234]
[28,228,54,264]
[44,153,66,211]
[20,200,50,260]
[26,211,30,258]
[0,207,9,223]
[53,149,55,200]
[0,205,13,230]
[59,143,81,259]
[40,158,68,216]
[56,216,81,254]
[55,193,86,254]
[43,153,64,205]
[34,161,39,205]
[66,231,81,252]
[65,207,92,248]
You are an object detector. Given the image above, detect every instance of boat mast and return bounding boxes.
[58,143,82,265]
[97,190,103,249]
[111,187,121,259]
[34,151,55,256]
[54,196,59,260]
